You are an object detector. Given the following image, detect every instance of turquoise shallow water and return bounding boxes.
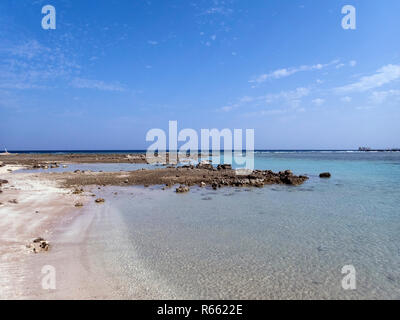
[80,152,400,299]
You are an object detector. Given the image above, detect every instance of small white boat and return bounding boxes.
[1,147,11,155]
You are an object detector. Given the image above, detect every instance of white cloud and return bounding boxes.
[336,64,400,93]
[349,60,357,67]
[220,105,234,112]
[219,87,310,112]
[249,60,339,84]
[341,96,352,103]
[147,40,158,45]
[312,98,325,106]
[370,89,400,104]
[70,78,125,92]
[204,7,233,15]
[265,87,310,104]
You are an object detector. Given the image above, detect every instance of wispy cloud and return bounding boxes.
[312,98,325,106]
[70,78,125,92]
[218,87,311,112]
[249,60,339,85]
[336,64,400,93]
[336,60,357,69]
[147,40,158,45]
[0,39,80,90]
[341,96,352,103]
[369,89,400,104]
[204,7,233,15]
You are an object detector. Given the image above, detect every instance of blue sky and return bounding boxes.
[0,0,399,150]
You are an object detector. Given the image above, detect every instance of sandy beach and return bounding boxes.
[0,164,112,299]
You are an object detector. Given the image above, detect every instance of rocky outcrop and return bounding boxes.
[61,166,309,189]
[319,172,331,178]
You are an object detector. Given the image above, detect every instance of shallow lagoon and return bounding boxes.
[77,152,400,299]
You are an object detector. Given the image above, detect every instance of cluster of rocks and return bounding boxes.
[31,162,61,169]
[26,237,50,253]
[72,188,84,194]
[176,185,190,193]
[173,167,309,193]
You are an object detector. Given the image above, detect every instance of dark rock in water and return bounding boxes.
[211,182,219,190]
[217,164,232,170]
[72,188,84,194]
[8,199,18,204]
[0,179,9,186]
[27,238,50,253]
[176,185,190,193]
[95,198,105,203]
[75,202,84,207]
[319,172,331,178]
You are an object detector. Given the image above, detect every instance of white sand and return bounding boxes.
[0,165,111,299]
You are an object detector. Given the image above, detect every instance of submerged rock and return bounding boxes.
[319,172,331,178]
[72,188,84,194]
[27,237,50,253]
[176,185,190,193]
